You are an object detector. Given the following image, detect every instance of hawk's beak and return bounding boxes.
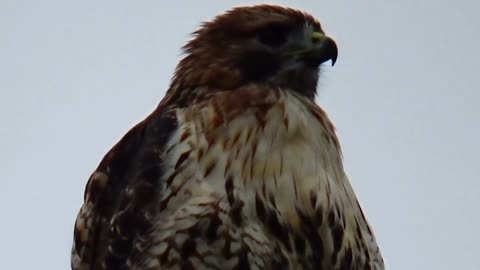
[283,32,338,67]
[308,32,338,67]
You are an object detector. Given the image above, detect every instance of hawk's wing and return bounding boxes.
[71,107,178,270]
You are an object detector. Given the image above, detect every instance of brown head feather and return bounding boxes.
[162,5,328,107]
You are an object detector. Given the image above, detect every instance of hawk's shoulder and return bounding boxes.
[72,107,178,270]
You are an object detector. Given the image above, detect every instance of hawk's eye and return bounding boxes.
[256,24,288,48]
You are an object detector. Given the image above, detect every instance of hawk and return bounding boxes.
[72,5,384,270]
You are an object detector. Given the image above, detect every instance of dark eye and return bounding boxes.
[256,24,288,47]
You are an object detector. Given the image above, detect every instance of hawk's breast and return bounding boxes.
[142,88,383,269]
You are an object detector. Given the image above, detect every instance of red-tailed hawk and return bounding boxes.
[72,5,384,270]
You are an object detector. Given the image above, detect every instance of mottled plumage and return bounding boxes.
[72,5,384,270]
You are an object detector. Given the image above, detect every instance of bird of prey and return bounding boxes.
[72,5,384,270]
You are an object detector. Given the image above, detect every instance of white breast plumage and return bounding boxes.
[154,88,383,269]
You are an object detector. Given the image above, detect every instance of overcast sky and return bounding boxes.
[1,0,479,269]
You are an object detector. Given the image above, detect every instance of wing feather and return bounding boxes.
[71,107,178,270]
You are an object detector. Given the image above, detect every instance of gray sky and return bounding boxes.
[1,0,479,269]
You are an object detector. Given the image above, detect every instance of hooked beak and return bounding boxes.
[310,32,338,66]
[284,32,338,67]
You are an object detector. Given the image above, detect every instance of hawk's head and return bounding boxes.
[166,5,337,105]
